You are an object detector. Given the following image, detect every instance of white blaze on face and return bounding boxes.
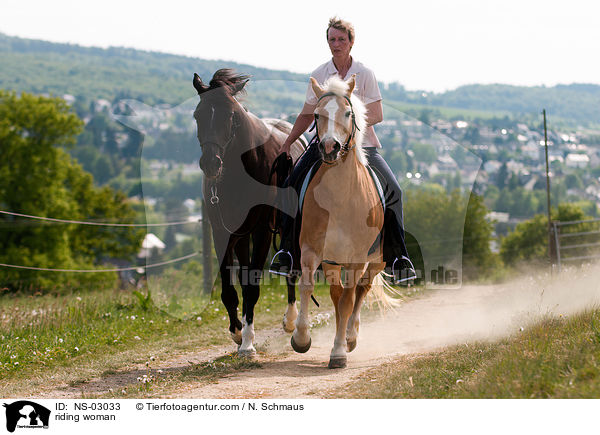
[318,96,350,155]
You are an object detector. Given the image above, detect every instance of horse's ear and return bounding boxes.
[193,73,209,95]
[232,79,249,96]
[346,74,356,97]
[310,77,324,99]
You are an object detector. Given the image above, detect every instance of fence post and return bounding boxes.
[202,200,213,295]
[552,221,561,273]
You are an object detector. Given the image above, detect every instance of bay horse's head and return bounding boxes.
[311,74,366,164]
[193,69,249,179]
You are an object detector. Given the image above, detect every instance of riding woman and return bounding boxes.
[270,17,416,284]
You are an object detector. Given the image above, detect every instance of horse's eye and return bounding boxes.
[345,111,351,117]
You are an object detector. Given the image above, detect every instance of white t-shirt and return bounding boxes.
[305,58,382,148]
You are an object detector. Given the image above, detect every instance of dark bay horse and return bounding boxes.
[193,69,304,355]
[290,75,398,368]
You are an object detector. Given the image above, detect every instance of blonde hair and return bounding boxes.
[327,17,355,44]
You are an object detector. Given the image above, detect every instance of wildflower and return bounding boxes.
[196,316,202,322]
[76,296,82,301]
[150,356,156,361]
[134,336,141,340]
[58,338,63,343]
[157,369,164,374]
[149,320,154,324]
[130,315,136,320]
[74,347,79,352]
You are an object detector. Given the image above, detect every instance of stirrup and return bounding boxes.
[268,249,293,277]
[392,256,417,284]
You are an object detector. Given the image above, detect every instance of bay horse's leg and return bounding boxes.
[283,274,298,333]
[283,232,301,332]
[329,265,366,369]
[233,235,256,356]
[238,218,274,356]
[346,263,385,352]
[291,249,320,353]
[218,240,243,345]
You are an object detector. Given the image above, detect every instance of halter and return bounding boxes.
[311,92,361,157]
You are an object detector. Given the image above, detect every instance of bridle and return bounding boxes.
[310,92,361,158]
[200,108,241,165]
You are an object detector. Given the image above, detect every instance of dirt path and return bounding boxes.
[40,266,600,399]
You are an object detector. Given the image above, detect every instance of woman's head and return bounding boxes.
[326,17,355,44]
[327,17,354,59]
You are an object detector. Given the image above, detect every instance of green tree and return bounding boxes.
[404,188,496,281]
[500,203,589,266]
[0,91,143,291]
[462,193,497,279]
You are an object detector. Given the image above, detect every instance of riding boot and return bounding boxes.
[382,209,416,285]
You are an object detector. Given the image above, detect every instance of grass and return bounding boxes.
[0,268,349,397]
[327,308,600,398]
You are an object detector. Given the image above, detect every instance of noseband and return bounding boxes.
[310,92,361,157]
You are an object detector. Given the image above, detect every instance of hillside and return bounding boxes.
[1,33,599,125]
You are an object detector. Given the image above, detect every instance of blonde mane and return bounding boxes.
[320,75,368,166]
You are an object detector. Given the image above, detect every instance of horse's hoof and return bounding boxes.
[328,356,347,369]
[230,329,242,345]
[282,319,295,333]
[237,348,257,358]
[291,335,311,353]
[346,339,357,352]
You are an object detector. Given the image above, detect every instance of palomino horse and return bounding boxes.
[290,74,397,368]
[193,69,304,355]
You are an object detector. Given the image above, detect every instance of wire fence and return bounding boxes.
[0,210,199,227]
[0,209,202,274]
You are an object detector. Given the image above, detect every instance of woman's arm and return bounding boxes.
[365,100,383,127]
[280,102,316,154]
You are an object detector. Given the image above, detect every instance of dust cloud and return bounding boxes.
[301,263,600,364]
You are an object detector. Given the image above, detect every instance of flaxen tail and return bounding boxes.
[367,272,402,310]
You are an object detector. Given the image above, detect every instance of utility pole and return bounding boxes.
[543,109,555,273]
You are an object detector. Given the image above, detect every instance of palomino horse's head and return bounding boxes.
[193,69,249,179]
[311,74,366,164]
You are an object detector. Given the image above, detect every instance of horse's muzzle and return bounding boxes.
[199,154,223,179]
[319,139,341,163]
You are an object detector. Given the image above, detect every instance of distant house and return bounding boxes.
[483,160,502,173]
[565,153,590,168]
[138,233,166,259]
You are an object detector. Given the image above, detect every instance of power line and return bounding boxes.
[0,210,200,227]
[0,252,198,273]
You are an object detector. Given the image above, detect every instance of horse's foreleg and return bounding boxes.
[235,236,258,356]
[283,274,298,333]
[219,248,242,345]
[322,263,343,333]
[291,249,319,353]
[329,266,365,368]
[346,283,368,353]
[347,263,385,352]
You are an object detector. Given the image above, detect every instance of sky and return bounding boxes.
[1,0,599,92]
